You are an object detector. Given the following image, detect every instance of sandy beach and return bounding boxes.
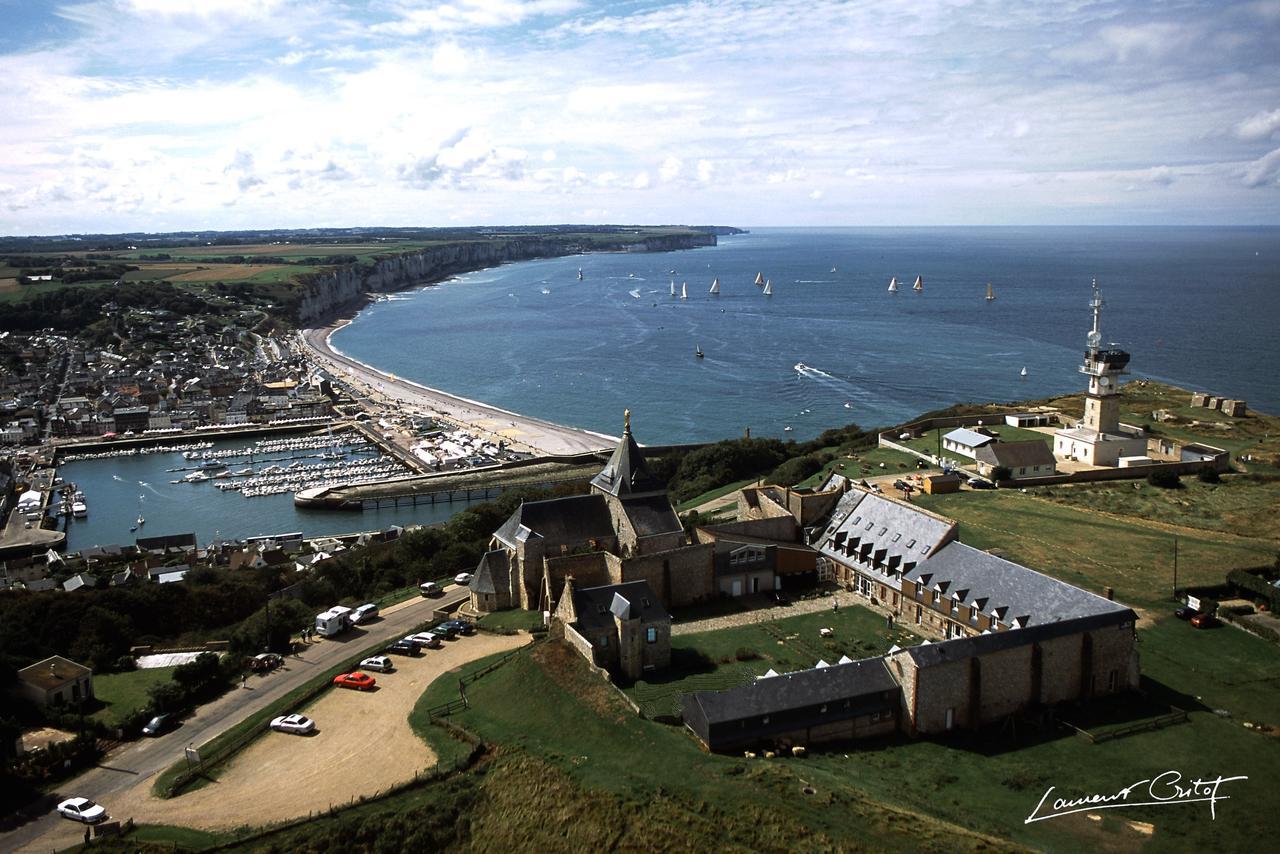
[300,320,617,457]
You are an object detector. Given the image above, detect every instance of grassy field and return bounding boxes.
[476,608,546,633]
[410,641,1018,853]
[1029,473,1280,545]
[628,604,922,718]
[87,667,175,728]
[913,489,1274,609]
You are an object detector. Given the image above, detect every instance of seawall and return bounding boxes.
[294,231,719,325]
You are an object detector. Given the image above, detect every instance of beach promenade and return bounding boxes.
[300,322,616,457]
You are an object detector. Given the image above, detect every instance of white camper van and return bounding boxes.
[315,605,354,637]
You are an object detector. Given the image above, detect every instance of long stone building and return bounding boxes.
[682,479,1140,752]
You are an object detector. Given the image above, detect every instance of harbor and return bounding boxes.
[48,426,489,551]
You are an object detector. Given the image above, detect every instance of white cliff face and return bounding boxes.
[295,233,716,325]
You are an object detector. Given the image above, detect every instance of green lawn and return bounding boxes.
[88,667,175,727]
[896,423,1052,459]
[477,609,545,633]
[913,490,1274,609]
[629,603,922,718]
[412,641,1014,853]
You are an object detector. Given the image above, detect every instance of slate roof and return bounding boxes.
[974,441,1056,470]
[571,580,669,633]
[136,532,198,552]
[817,489,956,575]
[471,549,510,596]
[617,494,682,538]
[493,494,615,549]
[943,428,997,449]
[687,657,899,725]
[590,423,664,497]
[897,609,1134,670]
[903,541,1131,628]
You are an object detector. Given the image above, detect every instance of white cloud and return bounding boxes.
[372,0,582,36]
[1236,108,1280,141]
[1243,147,1280,187]
[809,189,824,199]
[659,156,682,182]
[632,171,651,189]
[696,160,713,183]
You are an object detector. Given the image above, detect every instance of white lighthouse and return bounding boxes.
[1054,280,1148,466]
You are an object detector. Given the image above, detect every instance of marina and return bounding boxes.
[52,430,486,550]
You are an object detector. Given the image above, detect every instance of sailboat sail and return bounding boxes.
[763,279,773,296]
[888,276,898,293]
[913,275,923,292]
[577,268,583,281]
[709,277,720,295]
[670,280,676,296]
[986,282,995,301]
[680,282,688,300]
[754,272,765,285]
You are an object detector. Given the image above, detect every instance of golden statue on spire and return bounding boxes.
[624,408,631,433]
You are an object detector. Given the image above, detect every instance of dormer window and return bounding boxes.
[921,545,931,554]
[865,521,874,531]
[905,539,916,549]
[878,527,888,537]
[891,533,901,543]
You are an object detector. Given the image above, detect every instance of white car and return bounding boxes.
[360,655,394,673]
[269,713,316,735]
[454,572,473,586]
[409,631,443,649]
[56,797,106,823]
[350,603,379,624]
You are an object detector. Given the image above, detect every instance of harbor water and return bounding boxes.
[56,435,482,551]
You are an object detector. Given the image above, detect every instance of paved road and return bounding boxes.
[5,589,467,853]
[301,324,616,456]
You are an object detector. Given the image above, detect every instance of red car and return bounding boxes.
[333,672,376,691]
[1190,613,1220,629]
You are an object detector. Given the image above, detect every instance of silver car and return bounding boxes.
[269,713,316,735]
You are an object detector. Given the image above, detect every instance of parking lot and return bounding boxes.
[104,630,527,831]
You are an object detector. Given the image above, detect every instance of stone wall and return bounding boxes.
[544,552,611,610]
[615,543,714,608]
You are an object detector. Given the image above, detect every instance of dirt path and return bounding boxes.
[105,632,526,831]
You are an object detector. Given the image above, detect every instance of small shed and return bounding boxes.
[921,472,962,494]
[16,656,94,708]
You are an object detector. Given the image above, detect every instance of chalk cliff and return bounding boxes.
[294,231,718,325]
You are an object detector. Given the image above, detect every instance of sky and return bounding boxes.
[1,0,1279,234]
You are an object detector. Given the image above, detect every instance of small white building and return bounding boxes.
[941,428,996,459]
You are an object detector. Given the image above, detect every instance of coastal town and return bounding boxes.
[2,234,1277,854]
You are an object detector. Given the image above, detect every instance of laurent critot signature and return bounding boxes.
[1025,771,1248,824]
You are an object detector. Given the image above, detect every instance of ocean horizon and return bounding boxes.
[331,226,1279,443]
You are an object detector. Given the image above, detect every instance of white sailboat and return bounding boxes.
[680,282,688,300]
[830,266,837,274]
[709,277,720,295]
[762,279,773,296]
[670,280,676,296]
[1020,366,1028,377]
[888,276,899,293]
[754,272,765,285]
[577,268,583,281]
[986,282,995,301]
[913,275,923,292]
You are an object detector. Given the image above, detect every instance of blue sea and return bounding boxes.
[333,227,1280,443]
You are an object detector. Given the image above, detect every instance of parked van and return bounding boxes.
[315,605,354,637]
[418,581,441,597]
[350,603,379,624]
